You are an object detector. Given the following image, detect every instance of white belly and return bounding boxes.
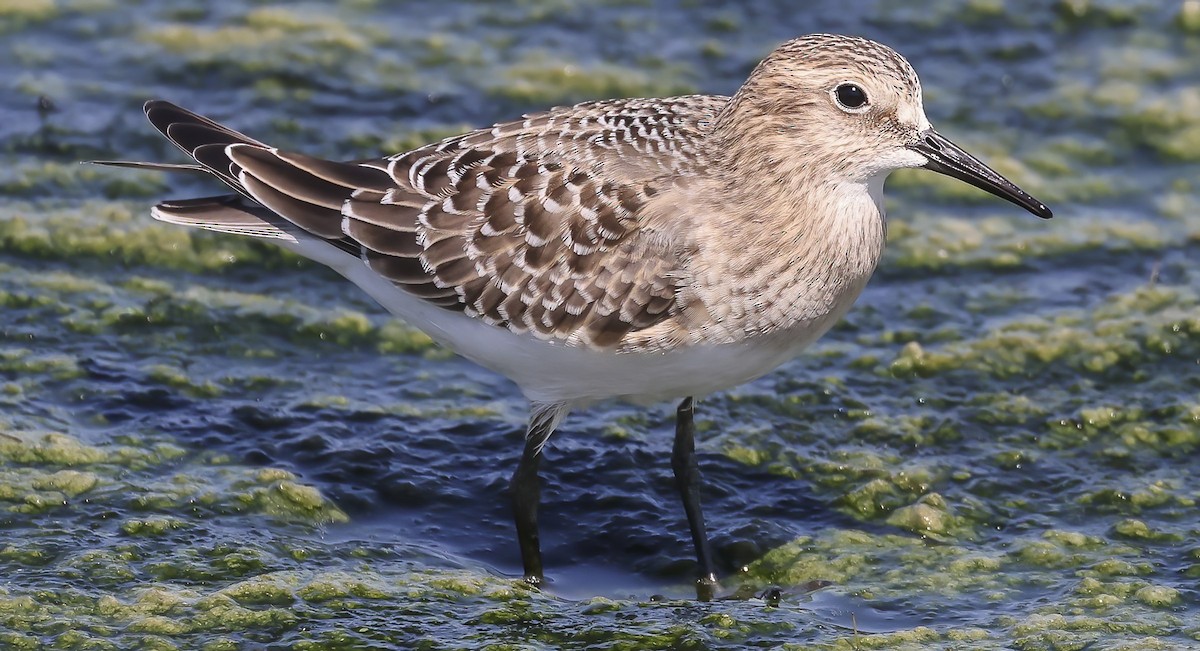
[289,237,867,406]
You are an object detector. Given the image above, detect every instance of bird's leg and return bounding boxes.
[511,403,566,586]
[672,396,719,601]
[511,432,546,585]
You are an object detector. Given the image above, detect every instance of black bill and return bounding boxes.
[908,129,1052,219]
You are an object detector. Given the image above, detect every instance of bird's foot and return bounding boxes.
[695,573,719,602]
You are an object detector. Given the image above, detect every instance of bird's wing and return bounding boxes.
[134,99,724,348]
[149,194,310,244]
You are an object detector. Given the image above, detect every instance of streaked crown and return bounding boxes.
[715,33,932,182]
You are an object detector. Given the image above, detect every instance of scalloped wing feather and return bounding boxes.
[138,98,724,348]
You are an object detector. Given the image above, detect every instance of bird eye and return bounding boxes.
[834,83,869,111]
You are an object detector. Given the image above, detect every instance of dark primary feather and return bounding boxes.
[149,194,368,256]
[134,98,721,347]
[152,194,299,242]
[87,160,208,174]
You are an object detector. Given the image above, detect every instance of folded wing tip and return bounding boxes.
[150,195,302,244]
[85,160,209,174]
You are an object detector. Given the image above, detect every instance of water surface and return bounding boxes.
[2,0,1199,648]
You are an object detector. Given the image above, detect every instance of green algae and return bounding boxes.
[121,517,188,537]
[0,0,57,30]
[241,478,350,525]
[296,573,389,602]
[144,364,223,398]
[1112,86,1200,163]
[884,493,962,537]
[0,202,297,273]
[749,529,1010,597]
[0,430,403,645]
[786,627,944,650]
[0,431,343,523]
[0,258,439,362]
[493,52,696,106]
[885,284,1200,381]
[0,348,82,381]
[1180,1,1200,33]
[884,212,1177,272]
[29,468,98,496]
[0,432,108,466]
[340,124,474,160]
[139,8,374,70]
[1054,0,1143,28]
[746,527,1189,648]
[0,161,168,199]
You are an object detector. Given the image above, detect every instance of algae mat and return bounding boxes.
[2,0,1199,648]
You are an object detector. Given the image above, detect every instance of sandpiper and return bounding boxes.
[97,34,1051,600]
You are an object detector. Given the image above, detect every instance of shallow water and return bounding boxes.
[2,0,1199,648]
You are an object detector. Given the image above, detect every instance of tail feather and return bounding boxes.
[94,100,397,246]
[150,194,300,242]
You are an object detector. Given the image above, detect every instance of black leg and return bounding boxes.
[510,404,562,586]
[672,396,719,600]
